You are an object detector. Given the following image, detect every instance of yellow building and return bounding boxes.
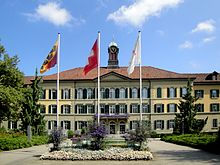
[4,42,220,134]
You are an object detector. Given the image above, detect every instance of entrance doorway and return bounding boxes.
[109,122,116,134]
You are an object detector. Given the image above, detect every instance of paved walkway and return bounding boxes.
[0,139,219,165]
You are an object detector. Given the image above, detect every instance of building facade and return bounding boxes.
[4,42,220,134]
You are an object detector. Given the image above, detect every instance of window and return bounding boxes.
[77,88,83,99]
[195,104,204,112]
[101,88,105,99]
[61,105,70,114]
[210,89,219,98]
[212,119,218,128]
[105,88,109,99]
[157,87,162,98]
[195,90,204,98]
[62,89,70,99]
[154,104,164,113]
[109,105,116,114]
[167,104,177,113]
[61,121,71,130]
[119,104,126,114]
[132,88,138,98]
[78,121,87,129]
[48,120,57,130]
[83,89,87,99]
[154,120,164,130]
[49,105,57,114]
[168,87,176,98]
[130,120,139,130]
[78,105,87,114]
[109,88,115,98]
[210,103,219,112]
[100,104,105,114]
[142,104,150,113]
[131,104,139,113]
[119,88,125,98]
[40,105,46,113]
[181,87,187,97]
[8,121,17,129]
[87,105,95,114]
[49,89,57,99]
[120,122,126,134]
[167,120,175,129]
[40,89,46,99]
[142,88,148,98]
[87,88,93,99]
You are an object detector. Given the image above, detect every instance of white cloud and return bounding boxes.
[202,36,216,43]
[191,19,216,33]
[24,2,75,26]
[107,0,183,27]
[179,41,193,49]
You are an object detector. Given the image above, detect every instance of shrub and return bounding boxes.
[49,127,64,152]
[67,130,74,139]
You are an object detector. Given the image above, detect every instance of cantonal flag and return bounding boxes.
[127,35,140,75]
[40,39,58,74]
[83,39,98,75]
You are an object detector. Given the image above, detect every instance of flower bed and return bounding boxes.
[40,147,153,161]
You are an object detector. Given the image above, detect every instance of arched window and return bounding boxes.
[157,87,162,98]
[132,88,138,98]
[109,88,115,98]
[169,87,175,98]
[77,88,83,99]
[83,89,87,99]
[105,88,109,99]
[100,88,105,99]
[142,88,148,98]
[119,88,125,98]
[87,88,92,99]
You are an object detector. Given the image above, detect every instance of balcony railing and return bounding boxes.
[94,113,129,119]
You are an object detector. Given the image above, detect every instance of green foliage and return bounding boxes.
[20,69,46,135]
[0,132,48,151]
[124,121,151,150]
[174,80,207,134]
[0,43,24,125]
[67,130,74,138]
[161,134,219,154]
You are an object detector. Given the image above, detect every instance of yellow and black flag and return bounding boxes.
[40,39,58,74]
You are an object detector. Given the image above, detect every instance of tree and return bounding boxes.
[20,69,46,135]
[0,43,24,127]
[174,80,207,134]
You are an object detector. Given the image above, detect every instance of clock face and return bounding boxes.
[110,46,118,54]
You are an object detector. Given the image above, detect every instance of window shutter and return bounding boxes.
[75,89,77,99]
[61,105,63,114]
[105,105,109,114]
[175,88,177,97]
[175,104,177,112]
[138,105,140,113]
[180,88,182,97]
[154,104,156,113]
[61,121,63,128]
[75,105,77,114]
[84,105,87,113]
[83,89,87,99]
[115,88,119,98]
[167,104,170,113]
[130,88,132,98]
[148,88,151,98]
[210,104,212,112]
[162,120,164,130]
[48,105,51,113]
[217,90,219,97]
[162,104,164,113]
[75,121,77,130]
[167,88,170,98]
[154,121,156,130]
[218,104,220,111]
[125,88,128,98]
[201,90,204,98]
[67,121,71,129]
[167,120,169,129]
[130,105,132,113]
[148,104,150,113]
[61,89,64,99]
[48,121,51,130]
[130,121,132,130]
[93,88,95,99]
[138,88,140,98]
[68,89,71,99]
[49,89,51,99]
[116,105,119,114]
[105,89,109,99]
[125,105,127,113]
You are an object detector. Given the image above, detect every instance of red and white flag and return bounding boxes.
[83,39,98,75]
[127,35,140,75]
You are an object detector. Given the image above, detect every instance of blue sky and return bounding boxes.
[0,0,220,76]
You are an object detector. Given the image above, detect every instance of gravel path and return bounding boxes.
[0,139,219,165]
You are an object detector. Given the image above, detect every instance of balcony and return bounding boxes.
[94,113,129,119]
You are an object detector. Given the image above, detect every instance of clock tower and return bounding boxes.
[107,41,119,68]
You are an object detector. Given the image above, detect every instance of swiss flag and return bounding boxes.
[83,39,98,75]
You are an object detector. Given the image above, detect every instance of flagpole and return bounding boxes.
[97,31,101,125]
[139,31,143,122]
[57,33,60,128]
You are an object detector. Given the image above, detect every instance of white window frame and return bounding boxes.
[119,104,126,114]
[87,88,93,99]
[132,104,138,113]
[77,88,83,99]
[132,88,138,98]
[109,105,116,114]
[119,88,125,99]
[63,88,70,99]
[109,88,115,99]
[63,105,70,114]
[142,87,148,98]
